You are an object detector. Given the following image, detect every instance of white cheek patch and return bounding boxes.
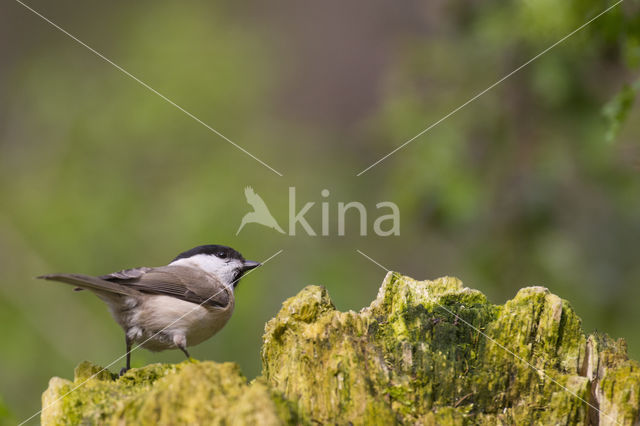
[221,260,244,285]
[170,255,242,286]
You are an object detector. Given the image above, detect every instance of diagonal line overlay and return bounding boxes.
[18,249,284,425]
[14,0,283,177]
[355,249,621,425]
[357,0,624,176]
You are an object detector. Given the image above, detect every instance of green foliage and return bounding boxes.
[604,79,640,142]
[0,395,15,426]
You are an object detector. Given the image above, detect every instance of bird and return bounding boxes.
[38,244,260,375]
[236,186,285,235]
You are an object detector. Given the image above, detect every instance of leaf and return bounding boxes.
[603,77,640,143]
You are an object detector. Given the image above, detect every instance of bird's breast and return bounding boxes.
[133,295,234,349]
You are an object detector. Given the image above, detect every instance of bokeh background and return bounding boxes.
[1,0,639,422]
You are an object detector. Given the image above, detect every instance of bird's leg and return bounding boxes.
[173,335,191,360]
[179,346,191,359]
[119,336,132,377]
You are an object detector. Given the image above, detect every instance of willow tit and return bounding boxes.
[38,244,260,374]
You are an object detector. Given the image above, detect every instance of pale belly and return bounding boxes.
[122,295,234,352]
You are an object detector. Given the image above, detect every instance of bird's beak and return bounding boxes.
[242,260,261,271]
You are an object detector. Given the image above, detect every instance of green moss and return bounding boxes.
[263,273,640,424]
[42,361,293,425]
[42,273,640,425]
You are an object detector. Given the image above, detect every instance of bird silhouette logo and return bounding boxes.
[236,186,285,235]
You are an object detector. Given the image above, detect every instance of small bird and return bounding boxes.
[38,244,260,375]
[236,186,285,235]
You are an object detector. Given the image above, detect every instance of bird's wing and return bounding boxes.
[244,186,270,212]
[38,273,141,297]
[104,265,231,309]
[99,267,152,281]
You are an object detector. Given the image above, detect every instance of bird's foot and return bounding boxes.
[119,367,129,377]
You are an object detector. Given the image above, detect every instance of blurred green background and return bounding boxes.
[1,0,639,422]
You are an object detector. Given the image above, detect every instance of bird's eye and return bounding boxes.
[217,252,227,259]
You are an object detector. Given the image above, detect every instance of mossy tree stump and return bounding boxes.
[42,273,640,425]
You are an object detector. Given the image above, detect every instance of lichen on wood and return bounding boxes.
[42,272,640,425]
[41,361,296,425]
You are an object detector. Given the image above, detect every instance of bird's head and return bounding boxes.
[170,244,260,287]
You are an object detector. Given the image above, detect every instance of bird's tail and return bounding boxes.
[38,274,139,296]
